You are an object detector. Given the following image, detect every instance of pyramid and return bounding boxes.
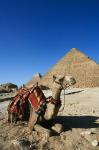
[39,48,99,88]
[26,72,42,88]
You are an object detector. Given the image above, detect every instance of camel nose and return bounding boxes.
[69,77,76,85]
[65,76,76,85]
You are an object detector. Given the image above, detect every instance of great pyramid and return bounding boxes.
[39,48,99,88]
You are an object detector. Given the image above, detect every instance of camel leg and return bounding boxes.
[29,105,33,120]
[28,106,38,130]
[34,124,52,137]
[8,112,11,123]
[8,112,17,123]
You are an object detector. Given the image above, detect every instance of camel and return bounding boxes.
[8,74,76,136]
[28,75,76,135]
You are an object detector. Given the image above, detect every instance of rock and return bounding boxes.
[29,141,37,149]
[80,130,92,136]
[3,83,18,90]
[91,140,99,147]
[92,109,95,113]
[10,137,30,150]
[60,132,66,140]
[29,135,34,142]
[90,128,96,133]
[0,83,18,93]
[0,113,4,120]
[0,87,9,93]
[51,123,64,134]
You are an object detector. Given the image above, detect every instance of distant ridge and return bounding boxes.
[0,83,18,93]
[39,48,99,88]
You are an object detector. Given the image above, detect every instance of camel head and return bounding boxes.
[64,75,76,88]
[52,74,76,90]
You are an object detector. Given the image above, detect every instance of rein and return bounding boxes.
[59,89,65,112]
[59,85,71,112]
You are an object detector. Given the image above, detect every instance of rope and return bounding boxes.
[59,89,65,112]
[59,85,72,112]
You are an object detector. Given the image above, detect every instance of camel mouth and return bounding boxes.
[69,78,76,85]
[65,76,76,87]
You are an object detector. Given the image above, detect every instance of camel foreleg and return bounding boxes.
[28,106,38,130]
[34,124,52,138]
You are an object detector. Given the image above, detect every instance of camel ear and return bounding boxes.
[53,75,56,82]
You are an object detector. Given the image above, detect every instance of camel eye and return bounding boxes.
[59,78,63,82]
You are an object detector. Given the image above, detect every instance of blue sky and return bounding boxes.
[0,0,99,86]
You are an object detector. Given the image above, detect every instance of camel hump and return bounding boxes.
[7,85,47,123]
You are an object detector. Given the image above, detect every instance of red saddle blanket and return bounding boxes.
[28,86,46,113]
[8,86,46,117]
[8,89,30,115]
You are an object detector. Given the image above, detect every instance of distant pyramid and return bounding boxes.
[39,48,99,88]
[26,72,42,88]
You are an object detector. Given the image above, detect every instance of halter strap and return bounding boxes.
[46,96,61,108]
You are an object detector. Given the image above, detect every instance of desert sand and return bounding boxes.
[0,87,99,150]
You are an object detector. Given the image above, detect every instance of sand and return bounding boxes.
[0,88,99,150]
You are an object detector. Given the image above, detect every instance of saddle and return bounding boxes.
[7,86,47,122]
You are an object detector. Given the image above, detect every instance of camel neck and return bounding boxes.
[52,88,61,100]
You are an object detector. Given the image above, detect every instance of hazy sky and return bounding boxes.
[0,0,99,86]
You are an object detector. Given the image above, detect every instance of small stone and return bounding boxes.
[80,130,91,136]
[30,143,37,149]
[28,135,33,142]
[60,132,66,140]
[92,140,99,147]
[90,128,96,133]
[91,109,95,114]
[51,123,64,133]
[10,137,30,150]
[43,132,51,139]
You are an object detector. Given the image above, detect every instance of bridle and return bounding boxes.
[46,96,61,108]
[59,84,72,112]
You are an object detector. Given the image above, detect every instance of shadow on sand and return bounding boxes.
[53,115,99,131]
[65,90,84,95]
[0,97,14,102]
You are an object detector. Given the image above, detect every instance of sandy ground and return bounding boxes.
[60,87,99,116]
[0,88,99,150]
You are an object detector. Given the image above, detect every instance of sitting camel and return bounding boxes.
[28,75,76,134]
[8,74,76,135]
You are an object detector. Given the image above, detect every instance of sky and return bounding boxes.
[0,0,99,86]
